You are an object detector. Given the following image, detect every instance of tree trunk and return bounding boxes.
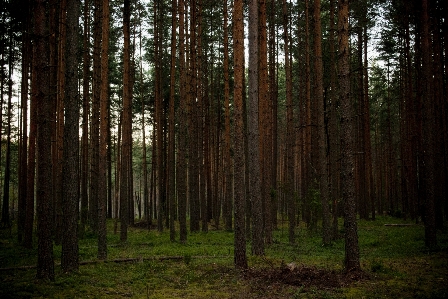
[268,0,278,231]
[25,60,37,249]
[282,0,295,244]
[98,0,109,259]
[18,3,31,242]
[259,0,272,245]
[61,0,80,272]
[233,0,247,270]
[177,0,188,243]
[35,0,55,280]
[223,0,232,232]
[91,0,102,234]
[120,0,132,242]
[80,0,90,238]
[338,0,360,272]
[314,0,331,246]
[168,0,177,241]
[248,0,264,256]
[1,40,13,228]
[420,0,437,248]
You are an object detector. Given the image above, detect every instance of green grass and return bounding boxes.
[1,216,447,298]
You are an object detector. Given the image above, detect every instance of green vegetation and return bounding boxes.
[1,217,447,298]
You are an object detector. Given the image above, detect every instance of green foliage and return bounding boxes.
[1,217,447,298]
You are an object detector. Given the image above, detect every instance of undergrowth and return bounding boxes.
[1,216,447,298]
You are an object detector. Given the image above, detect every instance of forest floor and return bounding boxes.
[1,216,447,298]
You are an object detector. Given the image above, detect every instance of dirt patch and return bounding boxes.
[244,264,368,292]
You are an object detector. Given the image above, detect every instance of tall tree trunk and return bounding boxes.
[328,0,340,240]
[259,0,271,245]
[35,0,55,280]
[338,0,360,272]
[18,2,31,242]
[248,0,263,255]
[53,0,66,246]
[363,25,375,220]
[314,0,331,245]
[61,0,80,272]
[177,0,188,243]
[223,0,232,232]
[168,0,177,241]
[98,0,109,259]
[189,0,200,233]
[80,0,90,238]
[91,0,102,234]
[154,0,164,233]
[268,0,278,231]
[25,60,37,249]
[282,0,295,244]
[304,0,312,226]
[420,0,437,248]
[120,0,132,242]
[233,0,247,270]
[1,40,13,228]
